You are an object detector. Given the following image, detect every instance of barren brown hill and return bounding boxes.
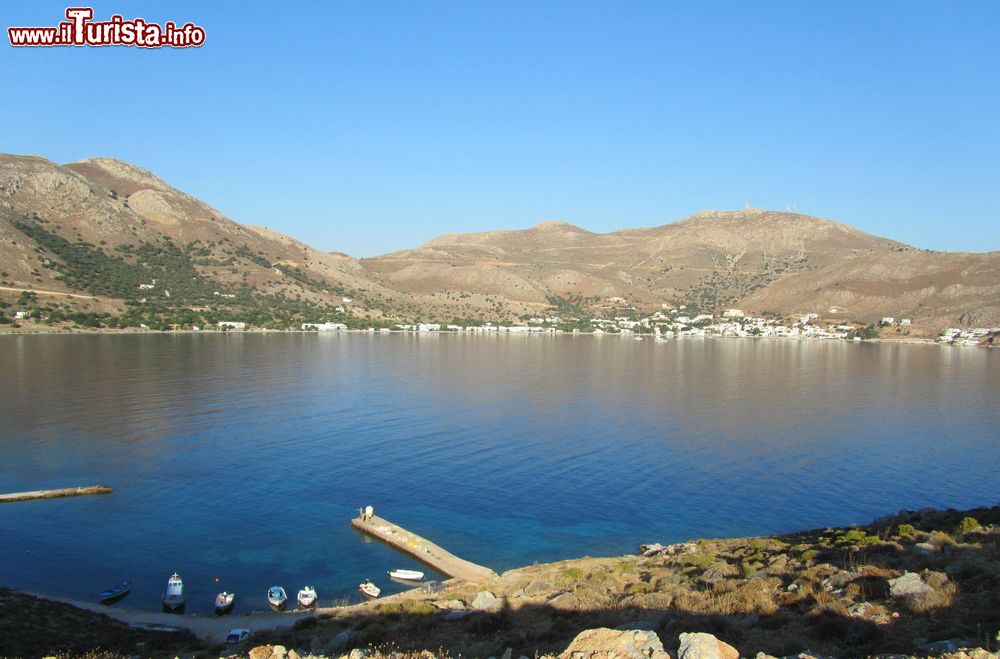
[2,153,998,330]
[0,154,404,324]
[363,210,1000,329]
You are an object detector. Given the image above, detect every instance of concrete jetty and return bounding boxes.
[351,513,498,582]
[0,485,112,503]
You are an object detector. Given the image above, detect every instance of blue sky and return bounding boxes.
[3,1,998,256]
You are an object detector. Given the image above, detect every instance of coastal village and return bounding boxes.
[293,306,1000,347]
[4,287,998,345]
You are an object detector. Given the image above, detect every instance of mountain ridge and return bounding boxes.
[1,153,998,331]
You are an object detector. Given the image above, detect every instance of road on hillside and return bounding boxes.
[0,285,97,300]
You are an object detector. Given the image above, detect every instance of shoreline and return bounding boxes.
[4,504,998,657]
[0,326,970,347]
[28,593,318,642]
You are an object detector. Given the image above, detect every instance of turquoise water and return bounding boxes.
[0,333,997,614]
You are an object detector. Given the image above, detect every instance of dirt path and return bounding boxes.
[45,595,316,643]
[0,285,97,300]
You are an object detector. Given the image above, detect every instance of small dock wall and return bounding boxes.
[351,514,497,582]
[0,485,113,503]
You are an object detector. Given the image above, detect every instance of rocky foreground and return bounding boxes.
[2,506,998,658]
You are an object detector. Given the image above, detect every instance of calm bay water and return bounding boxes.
[0,333,997,614]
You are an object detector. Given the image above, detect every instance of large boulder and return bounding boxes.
[559,627,670,659]
[471,590,501,611]
[677,632,739,659]
[822,571,860,591]
[248,646,288,659]
[327,629,356,653]
[888,572,934,598]
[433,597,467,610]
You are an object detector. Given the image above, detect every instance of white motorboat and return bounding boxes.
[358,579,381,598]
[162,573,185,612]
[297,586,317,608]
[267,585,287,611]
[388,569,424,581]
[215,591,235,615]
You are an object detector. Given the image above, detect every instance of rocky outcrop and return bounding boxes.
[249,645,300,659]
[889,572,934,598]
[676,632,739,659]
[471,590,501,612]
[559,627,670,659]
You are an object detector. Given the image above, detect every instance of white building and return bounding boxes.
[302,322,346,331]
[217,321,246,330]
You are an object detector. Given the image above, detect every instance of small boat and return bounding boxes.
[388,569,424,581]
[214,591,235,615]
[297,586,317,608]
[267,585,287,611]
[98,581,130,604]
[358,579,380,598]
[162,573,185,612]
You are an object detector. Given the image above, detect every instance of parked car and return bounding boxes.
[226,629,250,644]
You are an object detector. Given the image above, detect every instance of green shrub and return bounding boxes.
[626,581,654,594]
[835,529,879,548]
[799,549,820,563]
[402,601,437,616]
[896,523,918,539]
[958,517,981,534]
[560,567,584,582]
[929,530,956,547]
[682,554,715,571]
[616,561,636,575]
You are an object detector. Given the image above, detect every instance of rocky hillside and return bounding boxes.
[247,505,999,659]
[2,153,998,330]
[0,154,405,328]
[363,211,1000,329]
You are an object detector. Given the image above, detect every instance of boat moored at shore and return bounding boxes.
[214,591,235,615]
[267,585,287,611]
[296,586,317,608]
[388,569,424,581]
[358,579,380,598]
[161,573,185,613]
[97,581,130,605]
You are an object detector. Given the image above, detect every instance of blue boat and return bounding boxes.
[97,581,130,604]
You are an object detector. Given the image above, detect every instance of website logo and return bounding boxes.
[8,7,206,48]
